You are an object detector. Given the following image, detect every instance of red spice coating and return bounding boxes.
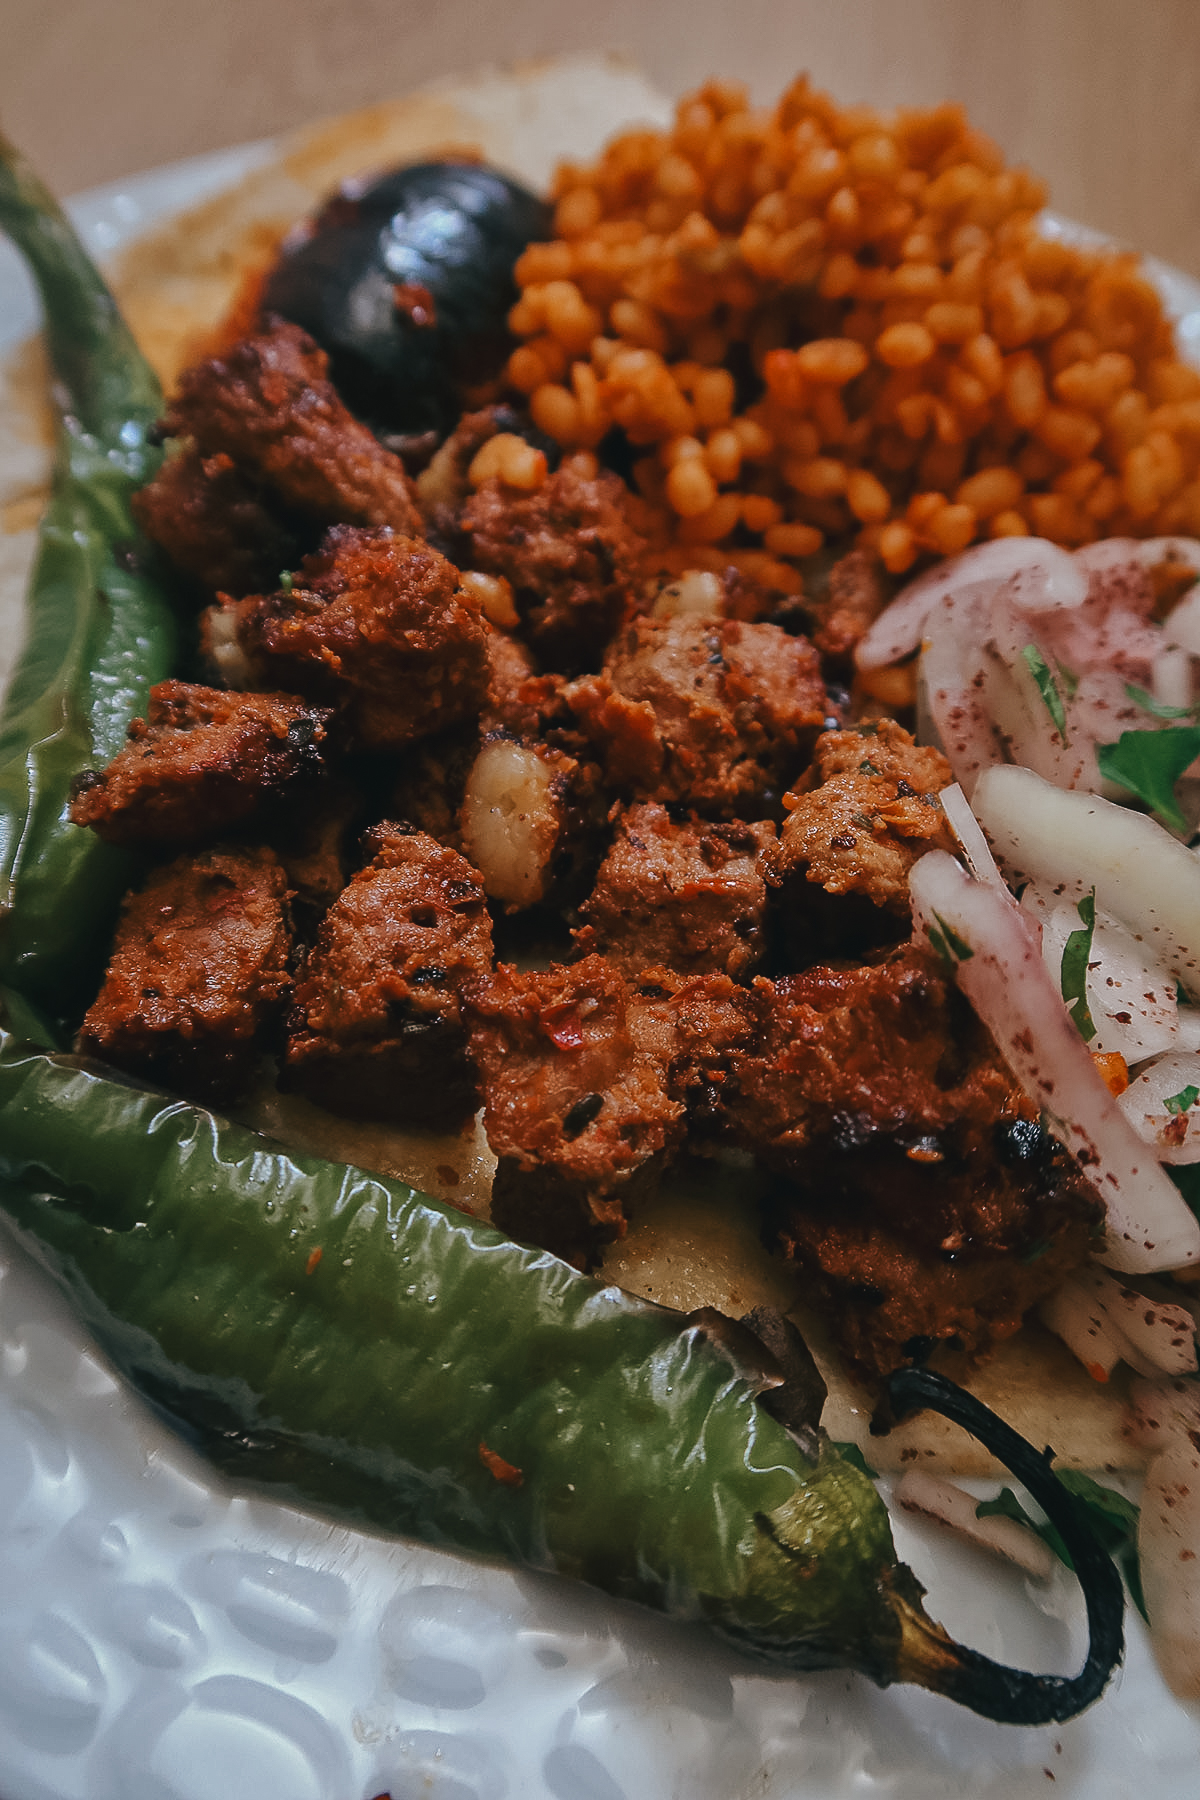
[204,526,490,752]
[464,953,686,1262]
[69,681,331,848]
[804,548,890,663]
[568,615,828,816]
[284,825,493,1130]
[774,719,954,959]
[581,803,775,979]
[132,445,300,598]
[164,316,421,533]
[713,945,1103,1374]
[78,846,293,1103]
[460,461,647,670]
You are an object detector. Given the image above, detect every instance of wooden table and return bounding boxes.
[4,0,1199,274]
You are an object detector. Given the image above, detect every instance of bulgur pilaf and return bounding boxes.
[503,75,1200,595]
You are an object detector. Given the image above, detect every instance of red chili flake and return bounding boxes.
[905,1139,944,1165]
[666,978,708,1008]
[540,1003,584,1050]
[479,1442,523,1487]
[436,1164,461,1187]
[306,1247,323,1275]
[1085,1362,1110,1384]
[393,282,437,328]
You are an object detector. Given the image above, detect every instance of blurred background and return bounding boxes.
[4,0,1200,275]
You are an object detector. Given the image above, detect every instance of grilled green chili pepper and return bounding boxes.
[0,134,177,1013]
[0,151,1125,1726]
[0,1018,1123,1722]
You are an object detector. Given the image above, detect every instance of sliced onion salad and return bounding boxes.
[1124,1370,1200,1700]
[973,766,1200,998]
[1038,1265,1198,1380]
[895,1469,1058,1582]
[908,850,1200,1275]
[938,782,1005,887]
[1124,1374,1200,1454]
[1020,882,1180,1065]
[1037,1278,1131,1383]
[856,538,1088,673]
[1138,1430,1200,1699]
[869,539,1200,1295]
[869,534,1200,1698]
[862,534,1200,804]
[1118,1051,1200,1164]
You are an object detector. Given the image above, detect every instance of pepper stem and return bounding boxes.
[881,1365,1125,1724]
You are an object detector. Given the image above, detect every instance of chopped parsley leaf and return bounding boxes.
[1124,682,1197,721]
[278,570,294,593]
[1060,890,1097,1044]
[1170,1163,1200,1220]
[1165,1085,1200,1117]
[1020,643,1068,739]
[927,911,974,969]
[1096,725,1200,833]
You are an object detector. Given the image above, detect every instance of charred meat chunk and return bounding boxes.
[773,719,954,961]
[804,548,889,663]
[162,317,421,535]
[623,964,760,1130]
[459,460,647,670]
[202,526,490,752]
[482,625,539,730]
[774,1127,1100,1382]
[716,944,1102,1375]
[464,953,686,1262]
[480,627,572,739]
[580,804,775,979]
[132,444,304,599]
[283,824,493,1130]
[69,682,332,848]
[78,847,292,1103]
[568,615,827,818]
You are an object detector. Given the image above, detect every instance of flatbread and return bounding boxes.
[0,55,1146,1477]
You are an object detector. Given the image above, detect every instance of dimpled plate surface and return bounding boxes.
[1,127,1200,1800]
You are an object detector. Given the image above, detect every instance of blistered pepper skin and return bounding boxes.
[0,1029,910,1685]
[0,135,177,1012]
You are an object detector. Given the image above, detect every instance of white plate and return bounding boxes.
[2,128,1199,1800]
